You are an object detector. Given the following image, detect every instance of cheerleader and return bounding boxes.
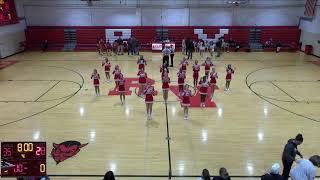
[102,58,111,82]
[199,76,209,107]
[91,69,100,96]
[209,67,218,98]
[160,62,169,78]
[202,57,214,78]
[177,68,186,93]
[137,55,147,71]
[180,57,189,73]
[180,85,192,119]
[105,39,112,56]
[137,68,148,96]
[112,65,121,90]
[162,72,170,103]
[192,60,200,87]
[118,74,126,104]
[225,64,235,91]
[142,82,156,120]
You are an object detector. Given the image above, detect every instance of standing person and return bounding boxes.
[142,82,156,120]
[225,64,235,91]
[162,46,171,65]
[192,60,201,87]
[177,68,186,93]
[127,36,133,55]
[137,55,147,71]
[186,38,194,60]
[199,41,205,57]
[98,38,104,55]
[162,72,170,103]
[160,62,169,78]
[117,37,124,55]
[209,67,218,99]
[118,74,126,105]
[169,45,175,67]
[180,85,191,120]
[282,134,304,180]
[182,38,186,55]
[290,155,320,180]
[105,39,112,56]
[91,69,100,96]
[202,57,214,78]
[102,58,111,82]
[180,57,189,73]
[198,169,211,180]
[135,40,140,55]
[112,65,122,91]
[199,76,209,107]
[276,42,282,53]
[216,38,222,57]
[214,167,231,180]
[137,68,148,96]
[261,163,284,180]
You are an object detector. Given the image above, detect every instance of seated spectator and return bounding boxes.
[228,38,236,48]
[235,43,240,52]
[103,170,115,180]
[290,155,320,180]
[276,42,282,53]
[261,163,283,180]
[198,168,211,180]
[214,167,231,180]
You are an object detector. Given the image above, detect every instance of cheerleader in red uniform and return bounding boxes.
[177,68,186,93]
[102,58,111,82]
[209,67,218,98]
[180,85,192,119]
[105,39,112,56]
[199,76,209,107]
[91,69,100,96]
[112,65,121,90]
[180,57,189,73]
[137,55,147,71]
[192,60,200,87]
[162,72,170,103]
[142,82,156,120]
[160,62,169,78]
[118,73,126,104]
[202,57,214,78]
[225,64,235,91]
[137,68,148,96]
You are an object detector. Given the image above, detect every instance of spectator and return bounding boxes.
[135,39,140,55]
[127,36,133,55]
[276,42,282,53]
[182,38,186,55]
[198,169,211,180]
[214,167,231,180]
[117,37,124,55]
[282,134,304,180]
[169,44,174,67]
[235,43,240,52]
[41,40,48,52]
[290,155,320,180]
[162,46,171,65]
[228,38,236,48]
[186,38,194,60]
[103,171,115,180]
[261,163,283,180]
[216,38,222,57]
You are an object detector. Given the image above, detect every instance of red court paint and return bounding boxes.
[169,86,216,108]
[308,61,320,66]
[108,78,156,96]
[0,61,18,70]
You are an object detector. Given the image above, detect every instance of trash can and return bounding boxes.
[305,45,313,55]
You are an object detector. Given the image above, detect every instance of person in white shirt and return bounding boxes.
[290,155,320,180]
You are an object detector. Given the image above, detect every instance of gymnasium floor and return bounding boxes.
[0,51,320,180]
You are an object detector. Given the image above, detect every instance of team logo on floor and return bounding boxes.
[51,141,88,165]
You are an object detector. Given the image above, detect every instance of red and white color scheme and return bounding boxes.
[105,29,131,42]
[143,86,156,104]
[102,61,111,72]
[180,89,192,107]
[137,70,147,84]
[210,72,218,85]
[199,79,209,95]
[304,0,318,17]
[118,78,126,93]
[194,28,229,42]
[162,76,170,90]
[192,64,200,79]
[91,72,100,86]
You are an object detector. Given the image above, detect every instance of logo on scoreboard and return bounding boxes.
[51,141,88,165]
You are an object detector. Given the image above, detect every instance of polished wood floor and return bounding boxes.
[0,51,320,180]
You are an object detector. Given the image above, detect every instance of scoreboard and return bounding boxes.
[0,0,18,26]
[1,142,47,177]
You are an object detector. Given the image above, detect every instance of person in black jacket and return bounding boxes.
[214,167,231,180]
[186,38,194,60]
[103,171,115,180]
[281,134,303,180]
[261,163,283,180]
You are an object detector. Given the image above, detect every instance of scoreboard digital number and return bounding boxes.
[1,142,46,177]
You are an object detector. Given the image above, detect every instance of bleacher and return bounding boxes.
[24,26,301,52]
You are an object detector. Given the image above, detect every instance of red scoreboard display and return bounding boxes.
[1,142,47,177]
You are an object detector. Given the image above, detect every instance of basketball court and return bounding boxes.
[0,50,320,179]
